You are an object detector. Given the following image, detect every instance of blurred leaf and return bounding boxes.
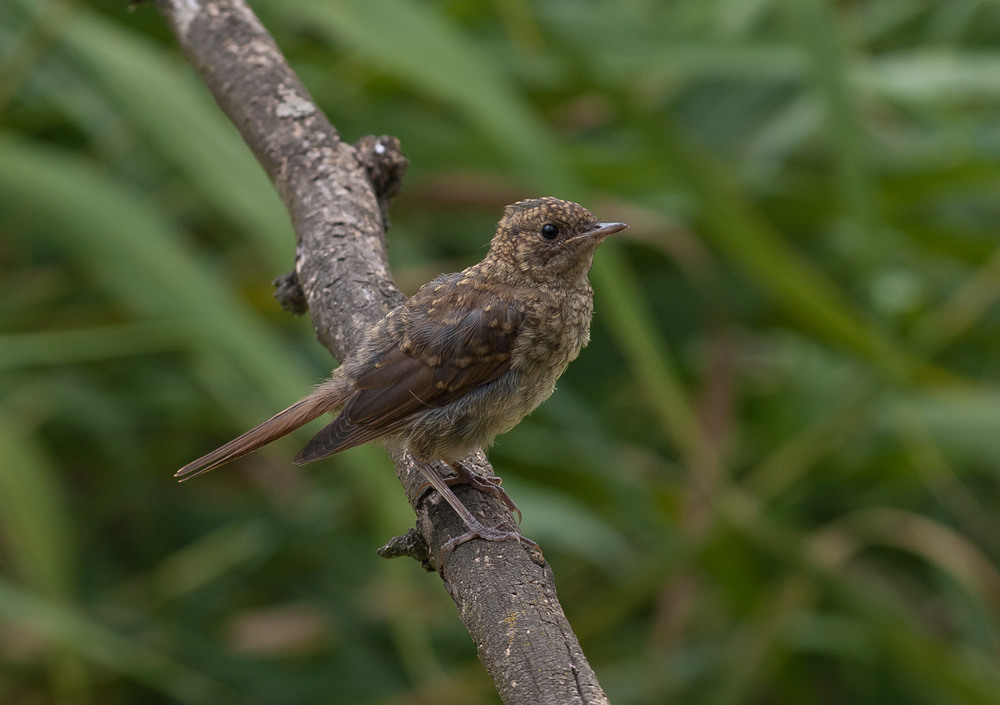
[863,51,1000,105]
[784,0,880,266]
[887,388,1000,462]
[15,2,292,262]
[276,0,567,189]
[0,410,73,599]
[0,134,309,406]
[106,520,279,606]
[0,577,237,703]
[649,112,922,380]
[512,480,636,575]
[0,320,189,370]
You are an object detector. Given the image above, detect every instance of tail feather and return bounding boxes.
[176,391,339,482]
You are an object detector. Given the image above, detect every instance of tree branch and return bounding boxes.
[153,1,609,702]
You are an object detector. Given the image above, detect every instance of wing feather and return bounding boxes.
[295,276,523,463]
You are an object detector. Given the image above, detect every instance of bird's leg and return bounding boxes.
[412,460,535,559]
[447,460,522,524]
[414,460,522,524]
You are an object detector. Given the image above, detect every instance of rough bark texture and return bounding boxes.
[153,1,609,703]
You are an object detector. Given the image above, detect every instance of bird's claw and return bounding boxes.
[437,524,541,565]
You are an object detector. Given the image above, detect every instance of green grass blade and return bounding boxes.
[278,0,566,189]
[46,6,291,262]
[0,134,310,406]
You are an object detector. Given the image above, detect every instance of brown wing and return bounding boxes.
[294,276,523,463]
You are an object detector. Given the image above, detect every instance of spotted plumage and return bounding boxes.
[176,197,627,546]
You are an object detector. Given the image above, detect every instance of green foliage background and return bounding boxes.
[3,0,1000,703]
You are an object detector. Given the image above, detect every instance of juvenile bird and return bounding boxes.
[177,197,627,546]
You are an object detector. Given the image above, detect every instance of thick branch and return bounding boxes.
[153,1,608,703]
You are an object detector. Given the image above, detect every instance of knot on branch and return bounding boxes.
[273,270,308,315]
[378,528,433,571]
[356,135,409,227]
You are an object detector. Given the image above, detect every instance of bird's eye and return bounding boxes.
[541,223,559,240]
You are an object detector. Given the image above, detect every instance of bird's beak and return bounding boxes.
[573,221,628,242]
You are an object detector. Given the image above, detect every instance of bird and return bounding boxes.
[177,197,627,548]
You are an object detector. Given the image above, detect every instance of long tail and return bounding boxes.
[175,386,344,482]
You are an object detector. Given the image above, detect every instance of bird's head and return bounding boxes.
[488,197,627,286]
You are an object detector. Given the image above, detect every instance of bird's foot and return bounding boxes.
[438,523,541,564]
[411,459,538,566]
[416,461,522,524]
